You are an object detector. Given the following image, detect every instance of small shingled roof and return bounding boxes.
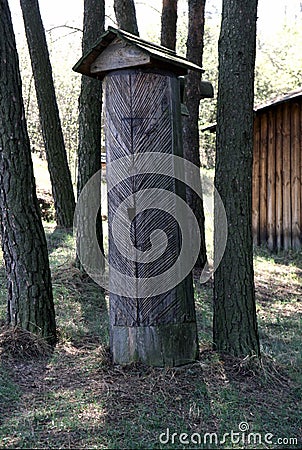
[73,26,204,79]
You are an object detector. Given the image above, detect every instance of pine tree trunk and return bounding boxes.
[113,0,139,35]
[0,0,56,345]
[182,0,207,270]
[20,0,75,228]
[213,0,260,357]
[160,0,178,50]
[77,0,105,262]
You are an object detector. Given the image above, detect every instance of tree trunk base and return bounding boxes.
[111,323,199,367]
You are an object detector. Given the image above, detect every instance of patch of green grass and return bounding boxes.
[254,247,302,382]
[46,227,108,347]
[0,365,20,406]
[194,281,213,347]
[0,237,301,449]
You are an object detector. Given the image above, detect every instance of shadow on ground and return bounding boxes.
[0,244,301,448]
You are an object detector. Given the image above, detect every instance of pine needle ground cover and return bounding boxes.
[0,227,301,449]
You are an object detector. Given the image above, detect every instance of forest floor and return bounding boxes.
[0,226,301,449]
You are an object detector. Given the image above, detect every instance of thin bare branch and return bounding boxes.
[46,24,82,33]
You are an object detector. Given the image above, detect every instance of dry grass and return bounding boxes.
[0,327,53,359]
[0,235,301,449]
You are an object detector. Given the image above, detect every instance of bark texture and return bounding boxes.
[20,0,75,228]
[0,0,56,345]
[113,0,139,35]
[77,0,105,261]
[160,0,178,50]
[182,0,207,269]
[213,0,260,356]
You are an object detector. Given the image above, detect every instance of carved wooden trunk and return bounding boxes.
[104,69,198,366]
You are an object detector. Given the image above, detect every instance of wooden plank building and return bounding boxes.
[203,87,302,251]
[253,88,302,251]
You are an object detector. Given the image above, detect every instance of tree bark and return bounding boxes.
[182,0,207,270]
[213,0,260,357]
[160,0,178,50]
[20,0,75,228]
[77,0,105,262]
[0,0,56,345]
[113,0,139,35]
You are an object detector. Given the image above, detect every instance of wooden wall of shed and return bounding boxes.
[252,100,302,250]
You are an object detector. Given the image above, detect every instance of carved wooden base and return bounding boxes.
[111,323,199,367]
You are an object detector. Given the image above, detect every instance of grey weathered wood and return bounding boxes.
[259,112,268,245]
[252,114,260,245]
[104,69,198,366]
[73,27,203,366]
[73,26,203,79]
[267,109,276,251]
[91,37,150,74]
[111,323,198,366]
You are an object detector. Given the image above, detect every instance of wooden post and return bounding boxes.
[259,112,268,245]
[267,109,276,250]
[282,103,291,251]
[291,102,301,250]
[252,114,260,246]
[72,27,206,367]
[275,106,283,251]
[104,69,198,366]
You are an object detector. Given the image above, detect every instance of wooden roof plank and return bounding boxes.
[201,87,302,133]
[73,26,203,79]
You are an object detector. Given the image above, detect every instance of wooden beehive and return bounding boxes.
[73,27,207,366]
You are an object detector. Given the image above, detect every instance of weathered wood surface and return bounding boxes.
[282,103,291,250]
[104,69,198,366]
[291,102,301,250]
[267,109,276,250]
[73,27,203,80]
[252,99,302,251]
[259,112,268,244]
[275,106,283,250]
[91,37,150,74]
[252,114,260,245]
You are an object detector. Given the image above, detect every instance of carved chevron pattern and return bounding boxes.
[105,70,195,326]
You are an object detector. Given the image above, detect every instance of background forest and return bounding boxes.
[10,0,302,175]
